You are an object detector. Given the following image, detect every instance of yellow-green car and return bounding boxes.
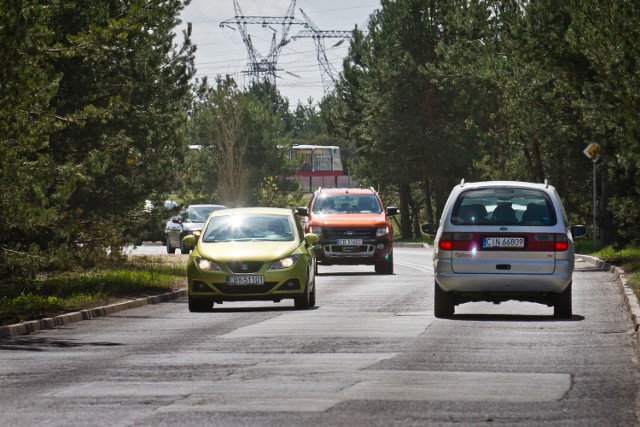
[183,207,319,312]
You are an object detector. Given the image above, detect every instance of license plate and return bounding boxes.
[226,275,264,285]
[482,237,525,249]
[337,239,363,246]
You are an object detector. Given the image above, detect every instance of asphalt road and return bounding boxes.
[1,247,638,426]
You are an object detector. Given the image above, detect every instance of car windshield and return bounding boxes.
[313,194,381,214]
[451,188,557,226]
[202,214,295,242]
[183,206,219,223]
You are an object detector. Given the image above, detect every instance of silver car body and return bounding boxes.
[432,180,584,317]
[165,204,227,254]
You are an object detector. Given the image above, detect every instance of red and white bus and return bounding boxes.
[284,144,354,192]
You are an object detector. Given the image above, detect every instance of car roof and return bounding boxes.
[209,207,293,217]
[186,204,227,208]
[315,188,376,195]
[456,180,555,191]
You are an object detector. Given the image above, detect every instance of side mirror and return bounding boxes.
[571,225,587,239]
[386,207,399,216]
[421,223,438,235]
[304,233,319,246]
[182,235,196,251]
[295,207,309,217]
[171,216,181,224]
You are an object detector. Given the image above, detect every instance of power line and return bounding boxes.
[219,0,307,85]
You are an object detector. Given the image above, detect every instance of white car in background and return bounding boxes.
[424,180,587,319]
[165,204,226,254]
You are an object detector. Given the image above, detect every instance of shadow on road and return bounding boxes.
[0,337,124,351]
[448,313,585,322]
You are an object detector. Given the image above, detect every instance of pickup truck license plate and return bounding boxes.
[337,239,363,246]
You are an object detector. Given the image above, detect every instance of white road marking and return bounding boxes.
[49,368,570,412]
[394,259,434,273]
[220,311,433,338]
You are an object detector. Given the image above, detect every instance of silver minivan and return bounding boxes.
[424,180,587,318]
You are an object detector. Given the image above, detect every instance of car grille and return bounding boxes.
[226,261,264,274]
[215,282,279,294]
[323,227,376,240]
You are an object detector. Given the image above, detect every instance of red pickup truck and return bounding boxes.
[296,188,399,274]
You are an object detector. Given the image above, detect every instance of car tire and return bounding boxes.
[375,254,394,274]
[554,282,572,319]
[434,282,455,318]
[308,275,316,308]
[294,276,312,310]
[166,235,176,254]
[188,295,213,313]
[180,238,190,255]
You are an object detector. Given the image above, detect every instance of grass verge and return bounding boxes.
[0,255,187,327]
[586,246,640,300]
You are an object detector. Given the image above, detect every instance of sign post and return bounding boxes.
[583,143,601,246]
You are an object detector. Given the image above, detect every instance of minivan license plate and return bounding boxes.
[482,237,525,249]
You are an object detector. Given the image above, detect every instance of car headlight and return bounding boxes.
[195,257,221,271]
[310,226,322,236]
[376,226,389,237]
[269,255,299,270]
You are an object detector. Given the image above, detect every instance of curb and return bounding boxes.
[0,289,188,338]
[576,254,640,354]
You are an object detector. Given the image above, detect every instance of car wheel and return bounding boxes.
[180,238,190,254]
[434,282,455,318]
[188,295,213,313]
[294,276,312,310]
[166,235,176,254]
[308,274,316,308]
[554,282,572,319]
[375,254,394,274]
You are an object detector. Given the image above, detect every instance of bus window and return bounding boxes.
[313,147,333,171]
[332,147,343,172]
[294,149,312,171]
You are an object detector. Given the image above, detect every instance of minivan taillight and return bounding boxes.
[439,232,474,251]
[439,232,570,252]
[554,234,569,251]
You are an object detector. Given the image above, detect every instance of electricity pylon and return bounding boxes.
[292,9,352,93]
[220,0,306,85]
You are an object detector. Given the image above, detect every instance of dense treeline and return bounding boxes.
[0,0,337,283]
[323,0,640,245]
[1,0,196,279]
[3,0,639,285]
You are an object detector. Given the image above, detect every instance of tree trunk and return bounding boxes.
[399,183,412,239]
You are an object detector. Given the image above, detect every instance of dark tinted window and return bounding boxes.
[312,194,381,214]
[451,188,557,226]
[202,214,294,242]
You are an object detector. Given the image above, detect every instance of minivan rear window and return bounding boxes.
[451,188,557,226]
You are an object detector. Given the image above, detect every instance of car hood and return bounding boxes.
[196,240,301,262]
[310,213,389,227]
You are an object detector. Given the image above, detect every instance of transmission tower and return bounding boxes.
[220,0,307,85]
[292,9,352,93]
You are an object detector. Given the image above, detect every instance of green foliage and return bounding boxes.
[0,1,195,281]
[325,0,640,245]
[183,78,305,207]
[0,256,185,325]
